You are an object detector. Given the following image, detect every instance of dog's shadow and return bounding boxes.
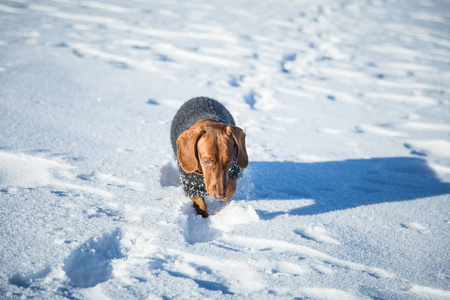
[241,157,450,219]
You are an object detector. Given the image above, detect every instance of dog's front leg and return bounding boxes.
[190,196,209,218]
[222,178,237,203]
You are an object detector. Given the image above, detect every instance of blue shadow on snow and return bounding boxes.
[247,157,450,218]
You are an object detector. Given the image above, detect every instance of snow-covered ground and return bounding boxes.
[1,0,450,299]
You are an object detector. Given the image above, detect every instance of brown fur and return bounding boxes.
[176,118,248,217]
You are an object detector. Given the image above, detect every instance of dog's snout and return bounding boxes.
[213,192,226,200]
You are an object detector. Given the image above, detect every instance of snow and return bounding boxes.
[0,0,449,299]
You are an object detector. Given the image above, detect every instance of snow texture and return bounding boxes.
[1,0,450,299]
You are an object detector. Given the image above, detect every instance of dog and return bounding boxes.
[170,97,248,217]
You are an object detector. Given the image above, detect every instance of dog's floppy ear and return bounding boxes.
[227,126,249,169]
[177,127,205,173]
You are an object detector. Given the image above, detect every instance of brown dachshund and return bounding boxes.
[170,97,248,217]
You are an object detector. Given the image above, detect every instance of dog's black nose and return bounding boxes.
[214,193,226,200]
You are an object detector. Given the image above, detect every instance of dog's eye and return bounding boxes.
[203,159,212,164]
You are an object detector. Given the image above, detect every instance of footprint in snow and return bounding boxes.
[294,226,340,245]
[401,222,429,233]
[244,89,277,110]
[355,124,404,137]
[228,74,245,87]
[84,205,122,221]
[404,140,450,158]
[8,266,52,289]
[63,228,125,288]
[280,53,296,73]
[160,161,180,187]
[146,98,159,105]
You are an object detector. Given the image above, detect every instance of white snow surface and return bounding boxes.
[1,0,450,299]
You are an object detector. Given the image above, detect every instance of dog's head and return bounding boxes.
[176,123,248,200]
